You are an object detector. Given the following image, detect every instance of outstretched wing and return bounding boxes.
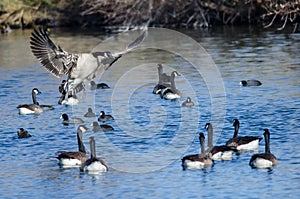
[30,28,78,78]
[112,30,147,57]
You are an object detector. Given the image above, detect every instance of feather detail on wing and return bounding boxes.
[30,28,78,78]
[111,30,147,58]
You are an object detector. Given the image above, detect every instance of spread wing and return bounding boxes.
[111,30,147,58]
[30,28,78,78]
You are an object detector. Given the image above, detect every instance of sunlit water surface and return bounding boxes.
[0,27,299,198]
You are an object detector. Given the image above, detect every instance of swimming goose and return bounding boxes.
[152,64,170,94]
[98,111,114,122]
[30,28,146,97]
[226,119,262,151]
[182,97,194,107]
[17,128,32,139]
[81,136,108,173]
[60,113,84,125]
[160,71,181,100]
[205,123,237,161]
[17,88,43,115]
[249,129,278,168]
[90,81,110,90]
[91,121,114,132]
[57,125,88,167]
[84,108,96,117]
[240,80,262,86]
[182,133,213,170]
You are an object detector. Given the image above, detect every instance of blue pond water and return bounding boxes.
[0,27,299,198]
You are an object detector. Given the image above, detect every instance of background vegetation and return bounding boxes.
[0,0,299,31]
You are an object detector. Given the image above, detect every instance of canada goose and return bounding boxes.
[57,125,88,167]
[17,128,32,139]
[84,108,96,117]
[60,113,84,125]
[249,129,278,168]
[17,88,43,115]
[81,136,108,173]
[152,64,170,94]
[226,119,262,151]
[90,81,110,90]
[91,122,114,132]
[160,71,181,100]
[30,28,146,98]
[240,80,262,86]
[182,133,213,170]
[98,111,114,122]
[205,123,237,161]
[182,97,194,107]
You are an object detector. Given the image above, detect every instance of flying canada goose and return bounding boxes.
[84,108,96,117]
[30,28,146,98]
[17,88,43,115]
[91,122,114,132]
[249,129,278,169]
[81,136,108,173]
[182,97,194,107]
[205,123,237,161]
[56,125,88,167]
[160,71,181,100]
[17,128,32,139]
[152,64,170,94]
[98,111,114,122]
[60,113,84,125]
[240,80,262,86]
[226,119,262,151]
[182,133,213,170]
[90,81,110,90]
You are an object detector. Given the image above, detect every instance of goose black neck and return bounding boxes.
[206,123,213,148]
[32,90,38,105]
[233,120,239,138]
[90,137,96,159]
[199,133,205,154]
[170,73,176,90]
[264,129,271,154]
[158,64,163,84]
[77,130,86,153]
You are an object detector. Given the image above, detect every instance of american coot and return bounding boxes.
[226,119,262,151]
[17,128,32,139]
[249,129,278,169]
[84,108,96,117]
[30,28,146,97]
[160,71,182,100]
[60,113,84,125]
[181,133,213,170]
[90,81,110,90]
[81,137,108,173]
[182,97,194,107]
[98,111,114,122]
[56,125,88,167]
[205,123,237,161]
[17,88,43,115]
[240,80,262,86]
